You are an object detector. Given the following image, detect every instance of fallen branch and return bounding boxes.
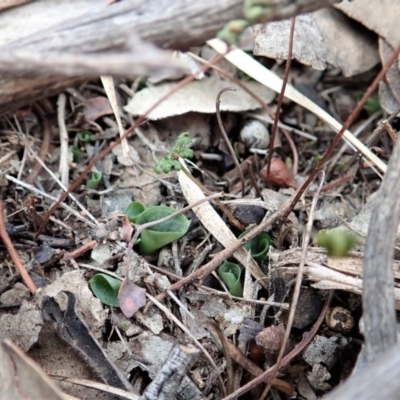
[0,0,340,113]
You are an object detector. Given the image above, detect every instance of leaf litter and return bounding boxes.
[1,1,400,399]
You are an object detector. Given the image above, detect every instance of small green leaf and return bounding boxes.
[240,231,271,262]
[135,206,191,255]
[316,230,357,257]
[78,131,93,142]
[218,261,243,297]
[124,201,146,223]
[363,95,381,114]
[89,273,121,307]
[86,171,103,190]
[71,146,83,163]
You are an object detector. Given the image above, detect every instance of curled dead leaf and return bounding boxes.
[118,277,147,318]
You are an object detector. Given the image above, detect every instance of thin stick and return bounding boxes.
[265,17,296,185]
[260,171,325,399]
[57,93,70,188]
[383,119,398,143]
[216,87,245,197]
[283,42,400,219]
[320,172,355,192]
[127,191,224,253]
[222,291,333,400]
[63,240,97,260]
[0,201,37,294]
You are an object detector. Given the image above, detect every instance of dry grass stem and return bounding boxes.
[57,93,69,188]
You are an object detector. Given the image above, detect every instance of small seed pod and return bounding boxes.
[260,158,298,188]
[325,306,354,333]
[240,120,270,149]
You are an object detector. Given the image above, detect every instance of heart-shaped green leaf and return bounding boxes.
[89,273,121,307]
[218,261,243,297]
[86,171,102,190]
[240,231,271,262]
[124,201,147,223]
[135,206,191,254]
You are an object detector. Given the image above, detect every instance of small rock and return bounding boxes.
[233,205,266,226]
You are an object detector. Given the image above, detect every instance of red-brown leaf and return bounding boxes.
[118,276,146,318]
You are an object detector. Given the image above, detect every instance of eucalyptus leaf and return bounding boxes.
[135,206,191,254]
[218,261,243,297]
[89,273,121,307]
[124,201,147,223]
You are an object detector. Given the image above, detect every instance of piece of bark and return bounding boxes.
[356,132,400,369]
[141,344,200,400]
[0,0,339,114]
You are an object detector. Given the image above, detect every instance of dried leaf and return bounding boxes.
[125,75,275,120]
[118,277,146,318]
[254,9,379,77]
[336,0,400,50]
[83,96,113,122]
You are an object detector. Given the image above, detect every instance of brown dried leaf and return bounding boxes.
[83,96,113,122]
[118,277,146,318]
[125,75,275,120]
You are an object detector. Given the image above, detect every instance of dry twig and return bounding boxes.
[0,201,37,294]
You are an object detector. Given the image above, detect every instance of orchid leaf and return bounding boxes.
[124,201,146,223]
[240,231,271,262]
[135,206,191,255]
[218,261,243,297]
[89,273,121,307]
